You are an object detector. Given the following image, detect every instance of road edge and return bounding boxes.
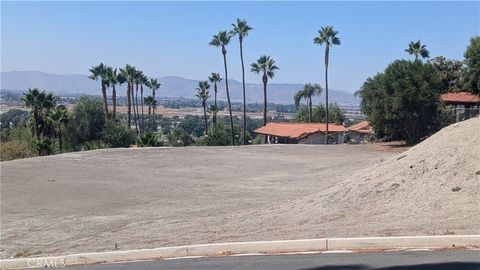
[1,235,479,269]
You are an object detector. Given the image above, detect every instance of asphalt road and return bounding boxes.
[64,250,480,270]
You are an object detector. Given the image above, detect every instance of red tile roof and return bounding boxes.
[440,92,480,104]
[348,121,374,134]
[254,122,347,140]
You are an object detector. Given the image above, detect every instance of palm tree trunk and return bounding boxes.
[152,91,156,128]
[222,46,235,146]
[240,40,247,145]
[112,85,117,120]
[324,46,329,144]
[203,103,208,135]
[127,83,132,129]
[214,82,217,107]
[308,96,312,123]
[101,83,109,118]
[141,85,145,134]
[134,84,139,135]
[263,74,268,144]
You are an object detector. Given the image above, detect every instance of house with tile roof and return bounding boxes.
[347,121,374,143]
[440,92,480,123]
[253,122,348,144]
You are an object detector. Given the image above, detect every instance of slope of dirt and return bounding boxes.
[254,118,480,237]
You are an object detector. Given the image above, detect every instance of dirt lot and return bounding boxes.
[1,144,393,259]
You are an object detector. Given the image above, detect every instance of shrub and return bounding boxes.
[168,127,193,147]
[136,132,162,147]
[0,139,36,160]
[101,120,135,147]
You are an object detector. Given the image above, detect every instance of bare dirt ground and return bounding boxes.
[1,144,392,259]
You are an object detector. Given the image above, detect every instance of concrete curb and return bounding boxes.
[1,235,479,269]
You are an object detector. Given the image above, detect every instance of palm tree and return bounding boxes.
[250,55,279,141]
[208,72,222,107]
[147,78,161,119]
[294,83,323,123]
[210,31,235,145]
[196,81,211,135]
[231,18,253,145]
[405,40,430,61]
[208,104,219,132]
[107,67,125,120]
[139,72,148,134]
[89,63,110,117]
[21,88,56,141]
[144,96,157,130]
[133,69,142,135]
[47,105,68,152]
[119,65,136,129]
[314,26,341,144]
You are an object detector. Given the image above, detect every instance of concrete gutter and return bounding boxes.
[1,235,479,269]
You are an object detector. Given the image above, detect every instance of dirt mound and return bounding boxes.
[263,118,480,237]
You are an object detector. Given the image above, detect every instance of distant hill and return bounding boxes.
[1,71,359,105]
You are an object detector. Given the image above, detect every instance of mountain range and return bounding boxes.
[1,71,359,105]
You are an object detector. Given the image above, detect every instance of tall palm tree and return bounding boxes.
[107,67,125,120]
[231,18,253,145]
[139,73,148,134]
[210,31,235,145]
[294,83,323,123]
[47,105,68,152]
[250,55,279,139]
[89,63,110,117]
[314,26,341,144]
[133,69,142,135]
[21,88,56,141]
[208,72,222,107]
[119,65,135,129]
[196,81,211,135]
[405,40,430,61]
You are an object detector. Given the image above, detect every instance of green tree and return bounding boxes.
[168,127,193,147]
[314,26,341,144]
[294,83,323,123]
[430,56,464,92]
[463,36,480,94]
[65,96,106,147]
[21,88,56,141]
[101,120,135,147]
[231,18,253,145]
[357,60,442,145]
[405,40,430,61]
[210,31,235,145]
[251,55,279,143]
[47,105,69,152]
[196,81,211,135]
[88,63,110,117]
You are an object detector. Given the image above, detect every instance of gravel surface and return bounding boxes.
[1,144,392,259]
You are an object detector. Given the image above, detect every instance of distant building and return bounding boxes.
[254,122,347,144]
[347,121,374,143]
[440,92,480,123]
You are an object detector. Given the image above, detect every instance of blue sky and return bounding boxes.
[1,1,479,93]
